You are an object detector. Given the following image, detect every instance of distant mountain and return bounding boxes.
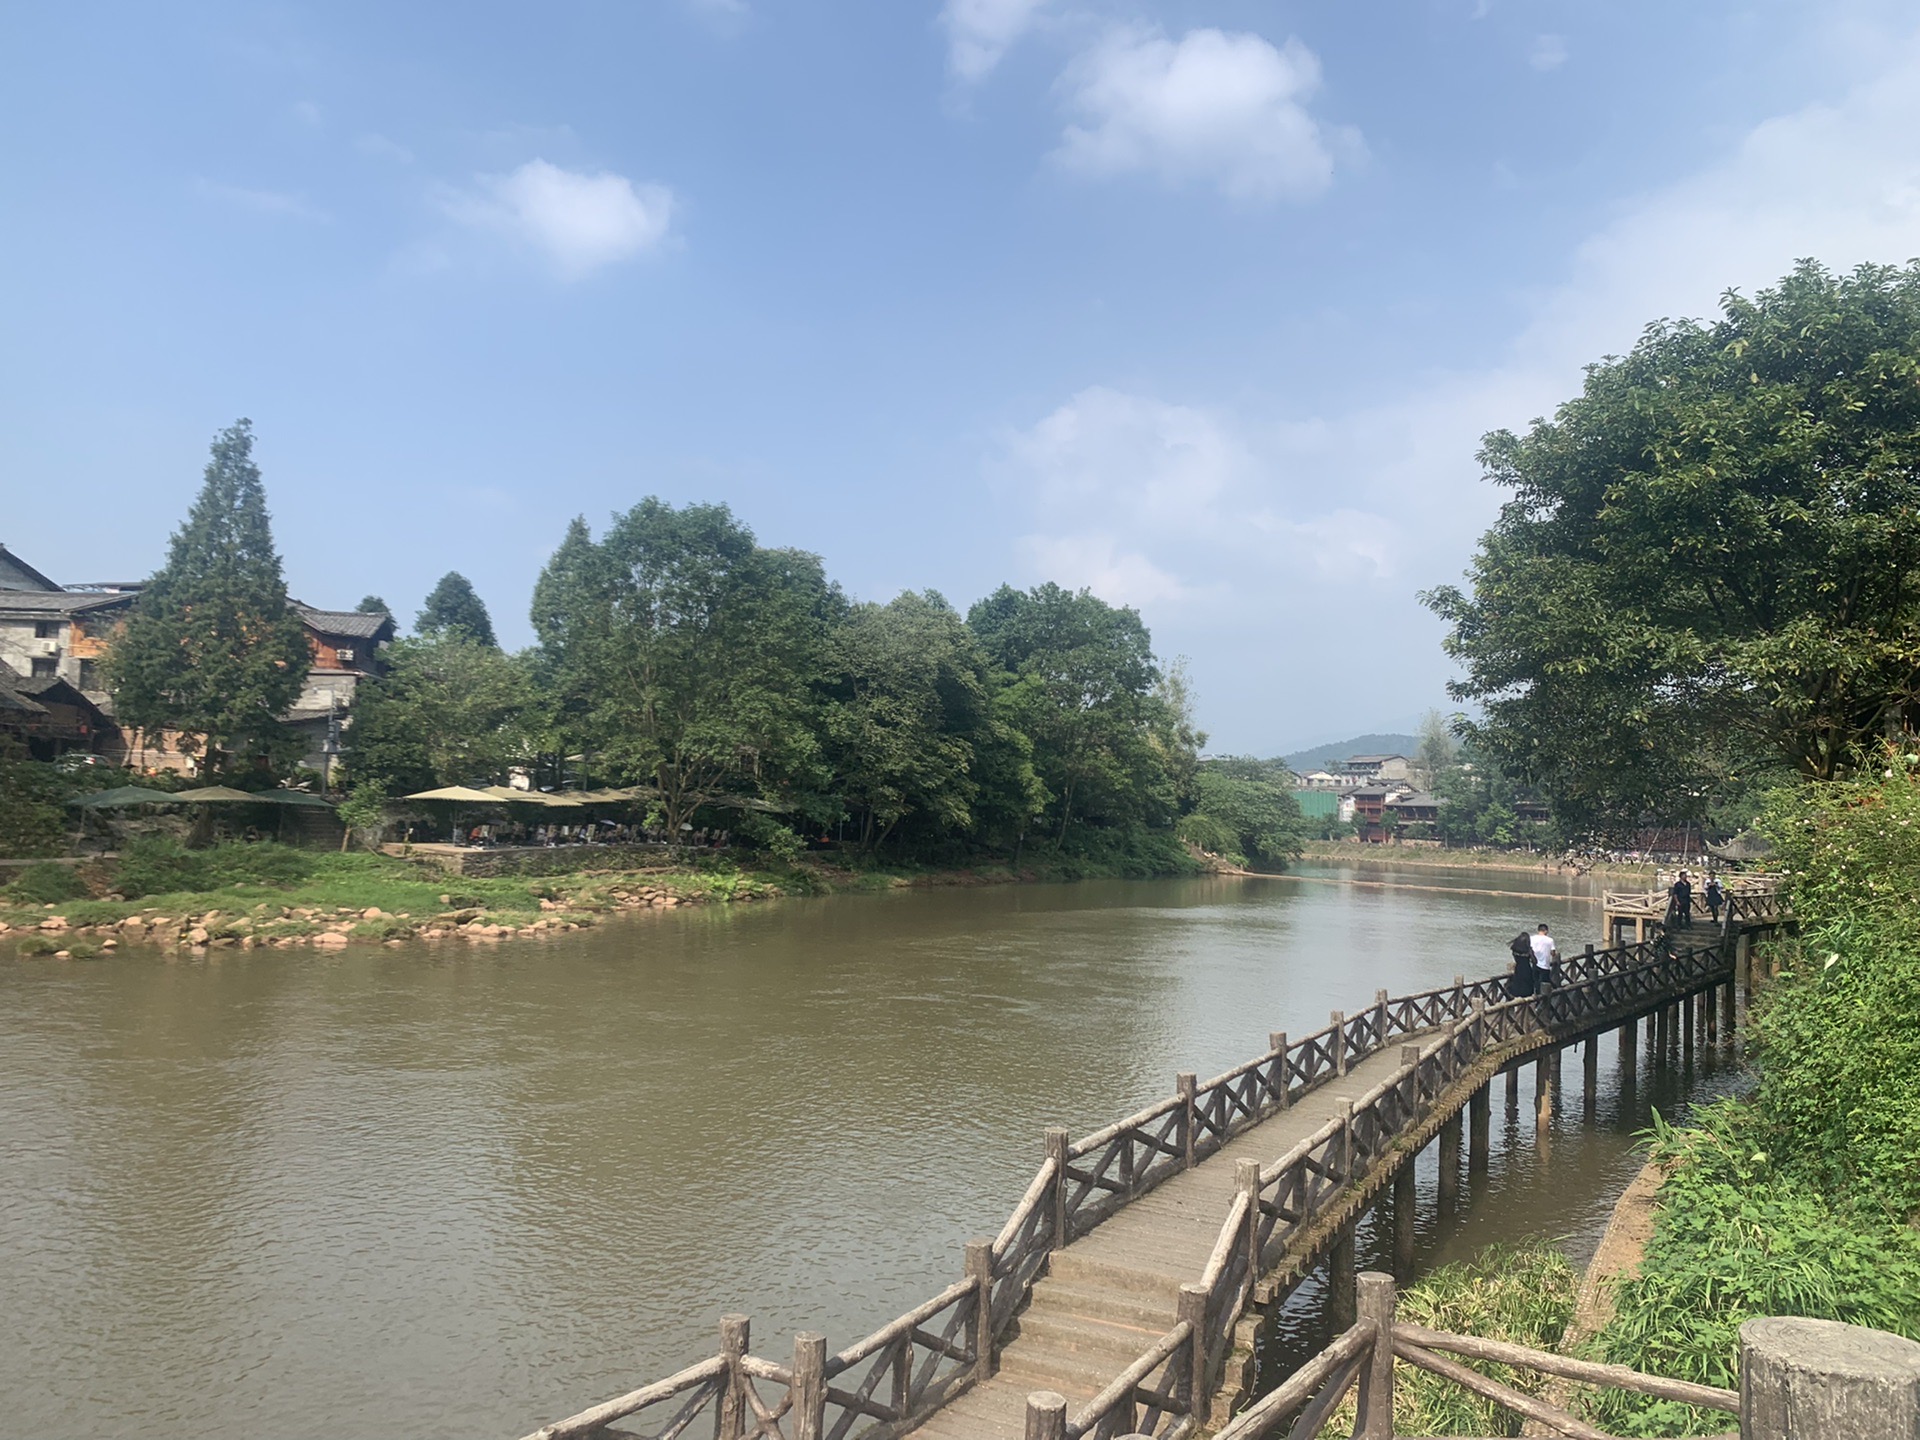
[1282,733,1420,774]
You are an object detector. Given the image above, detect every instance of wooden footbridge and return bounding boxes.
[519,892,1787,1440]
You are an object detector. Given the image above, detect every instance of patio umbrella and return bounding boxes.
[403,785,504,843]
[68,786,179,808]
[255,791,337,807]
[171,786,262,803]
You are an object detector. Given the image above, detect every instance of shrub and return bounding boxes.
[111,837,317,899]
[8,860,89,904]
[15,934,62,956]
[0,754,76,857]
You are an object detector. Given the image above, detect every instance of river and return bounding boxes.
[0,863,1740,1439]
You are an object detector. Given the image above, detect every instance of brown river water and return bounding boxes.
[0,865,1742,1439]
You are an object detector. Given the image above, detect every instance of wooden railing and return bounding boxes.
[516,938,1739,1440]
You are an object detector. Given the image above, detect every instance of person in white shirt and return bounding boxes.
[1529,924,1560,988]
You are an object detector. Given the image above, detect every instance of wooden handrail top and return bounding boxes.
[1393,1334,1613,1440]
[1198,1192,1250,1291]
[827,1277,975,1375]
[1068,1095,1184,1158]
[738,1354,792,1384]
[1196,1042,1287,1095]
[1066,1319,1194,1435]
[990,1156,1057,1258]
[1258,1112,1345,1186]
[1213,1321,1374,1438]
[517,1353,726,1440]
[1395,1321,1740,1412]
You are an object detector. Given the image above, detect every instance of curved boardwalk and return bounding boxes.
[906,1038,1440,1439]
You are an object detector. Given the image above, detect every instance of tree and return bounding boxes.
[345,635,533,793]
[1425,261,1920,831]
[821,591,991,852]
[968,583,1170,842]
[356,595,391,615]
[1414,709,1457,789]
[416,572,497,647]
[532,499,836,836]
[105,420,311,772]
[1177,757,1308,868]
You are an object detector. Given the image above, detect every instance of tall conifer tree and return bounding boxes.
[416,572,497,646]
[106,420,311,772]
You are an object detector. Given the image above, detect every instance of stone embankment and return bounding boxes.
[0,878,770,959]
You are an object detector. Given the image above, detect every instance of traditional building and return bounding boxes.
[286,603,397,780]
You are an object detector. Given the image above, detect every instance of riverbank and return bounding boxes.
[1298,840,1658,882]
[0,840,1225,958]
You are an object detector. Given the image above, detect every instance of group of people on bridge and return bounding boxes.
[1666,869,1726,928]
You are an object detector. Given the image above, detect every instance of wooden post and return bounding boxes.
[1583,1034,1598,1112]
[1534,1054,1552,1141]
[1024,1390,1068,1440]
[1353,1271,1397,1440]
[1438,1110,1461,1211]
[1741,932,1754,1004]
[1722,977,1736,1039]
[1045,1127,1070,1248]
[1237,1158,1263,1280]
[965,1240,994,1383]
[1269,1033,1290,1109]
[718,1314,750,1440]
[1683,992,1695,1064]
[1583,941,1595,976]
[1332,1011,1347,1075]
[1328,1224,1357,1330]
[891,1325,911,1419]
[1653,1005,1667,1066]
[1468,1082,1490,1173]
[1646,1009,1657,1049]
[1375,988,1389,1045]
[1740,1317,1920,1439]
[1451,975,1465,1017]
[1336,1100,1355,1179]
[1620,1014,1637,1071]
[792,1332,826,1440]
[1177,1073,1197,1170]
[1505,1063,1519,1112]
[1706,981,1719,1043]
[1178,1282,1210,1411]
[1393,1160,1416,1278]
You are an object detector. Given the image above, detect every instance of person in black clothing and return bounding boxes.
[1668,870,1694,929]
[1508,930,1537,997]
[1704,873,1724,924]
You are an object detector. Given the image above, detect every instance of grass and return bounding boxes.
[1316,1240,1578,1438]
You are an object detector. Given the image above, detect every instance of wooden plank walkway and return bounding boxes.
[905,1035,1444,1440]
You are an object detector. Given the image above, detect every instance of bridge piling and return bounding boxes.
[1722,978,1736,1039]
[1468,1083,1489,1173]
[1683,993,1695,1065]
[1328,1223,1357,1330]
[1582,1035,1598,1118]
[1533,1054,1553,1142]
[1505,1064,1519,1113]
[1392,1163,1416,1279]
[1619,1014,1637,1071]
[1438,1111,1462,1212]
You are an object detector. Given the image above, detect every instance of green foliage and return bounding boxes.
[1320,1240,1577,1437]
[8,861,89,904]
[1590,1109,1920,1436]
[112,837,316,900]
[1178,757,1307,868]
[415,571,497,647]
[533,500,836,835]
[335,782,388,850]
[346,636,533,791]
[1427,261,1920,830]
[355,595,390,616]
[969,582,1183,841]
[0,753,76,856]
[104,419,311,772]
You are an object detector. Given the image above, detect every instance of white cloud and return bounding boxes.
[1528,34,1568,71]
[444,159,675,278]
[1017,534,1189,606]
[195,178,328,221]
[356,132,414,164]
[1053,26,1357,202]
[942,0,1047,82]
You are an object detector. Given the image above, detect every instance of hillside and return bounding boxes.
[1282,733,1419,774]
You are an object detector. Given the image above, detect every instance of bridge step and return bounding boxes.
[999,1334,1139,1394]
[1013,1308,1168,1364]
[1025,1275,1180,1330]
[1045,1248,1188,1301]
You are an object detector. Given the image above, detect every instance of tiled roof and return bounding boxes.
[0,589,134,615]
[294,603,394,640]
[0,659,50,716]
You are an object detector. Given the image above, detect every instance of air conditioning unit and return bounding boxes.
[32,638,60,657]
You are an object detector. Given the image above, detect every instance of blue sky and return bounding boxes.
[6,1,1920,752]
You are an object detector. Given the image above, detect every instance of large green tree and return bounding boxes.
[1177,756,1308,868]
[416,571,497,647]
[1426,261,1920,830]
[106,420,311,771]
[820,590,1000,852]
[532,500,837,835]
[345,635,533,793]
[967,583,1176,841]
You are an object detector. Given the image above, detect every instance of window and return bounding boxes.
[30,657,57,677]
[78,659,99,690]
[337,646,355,663]
[33,620,58,639]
